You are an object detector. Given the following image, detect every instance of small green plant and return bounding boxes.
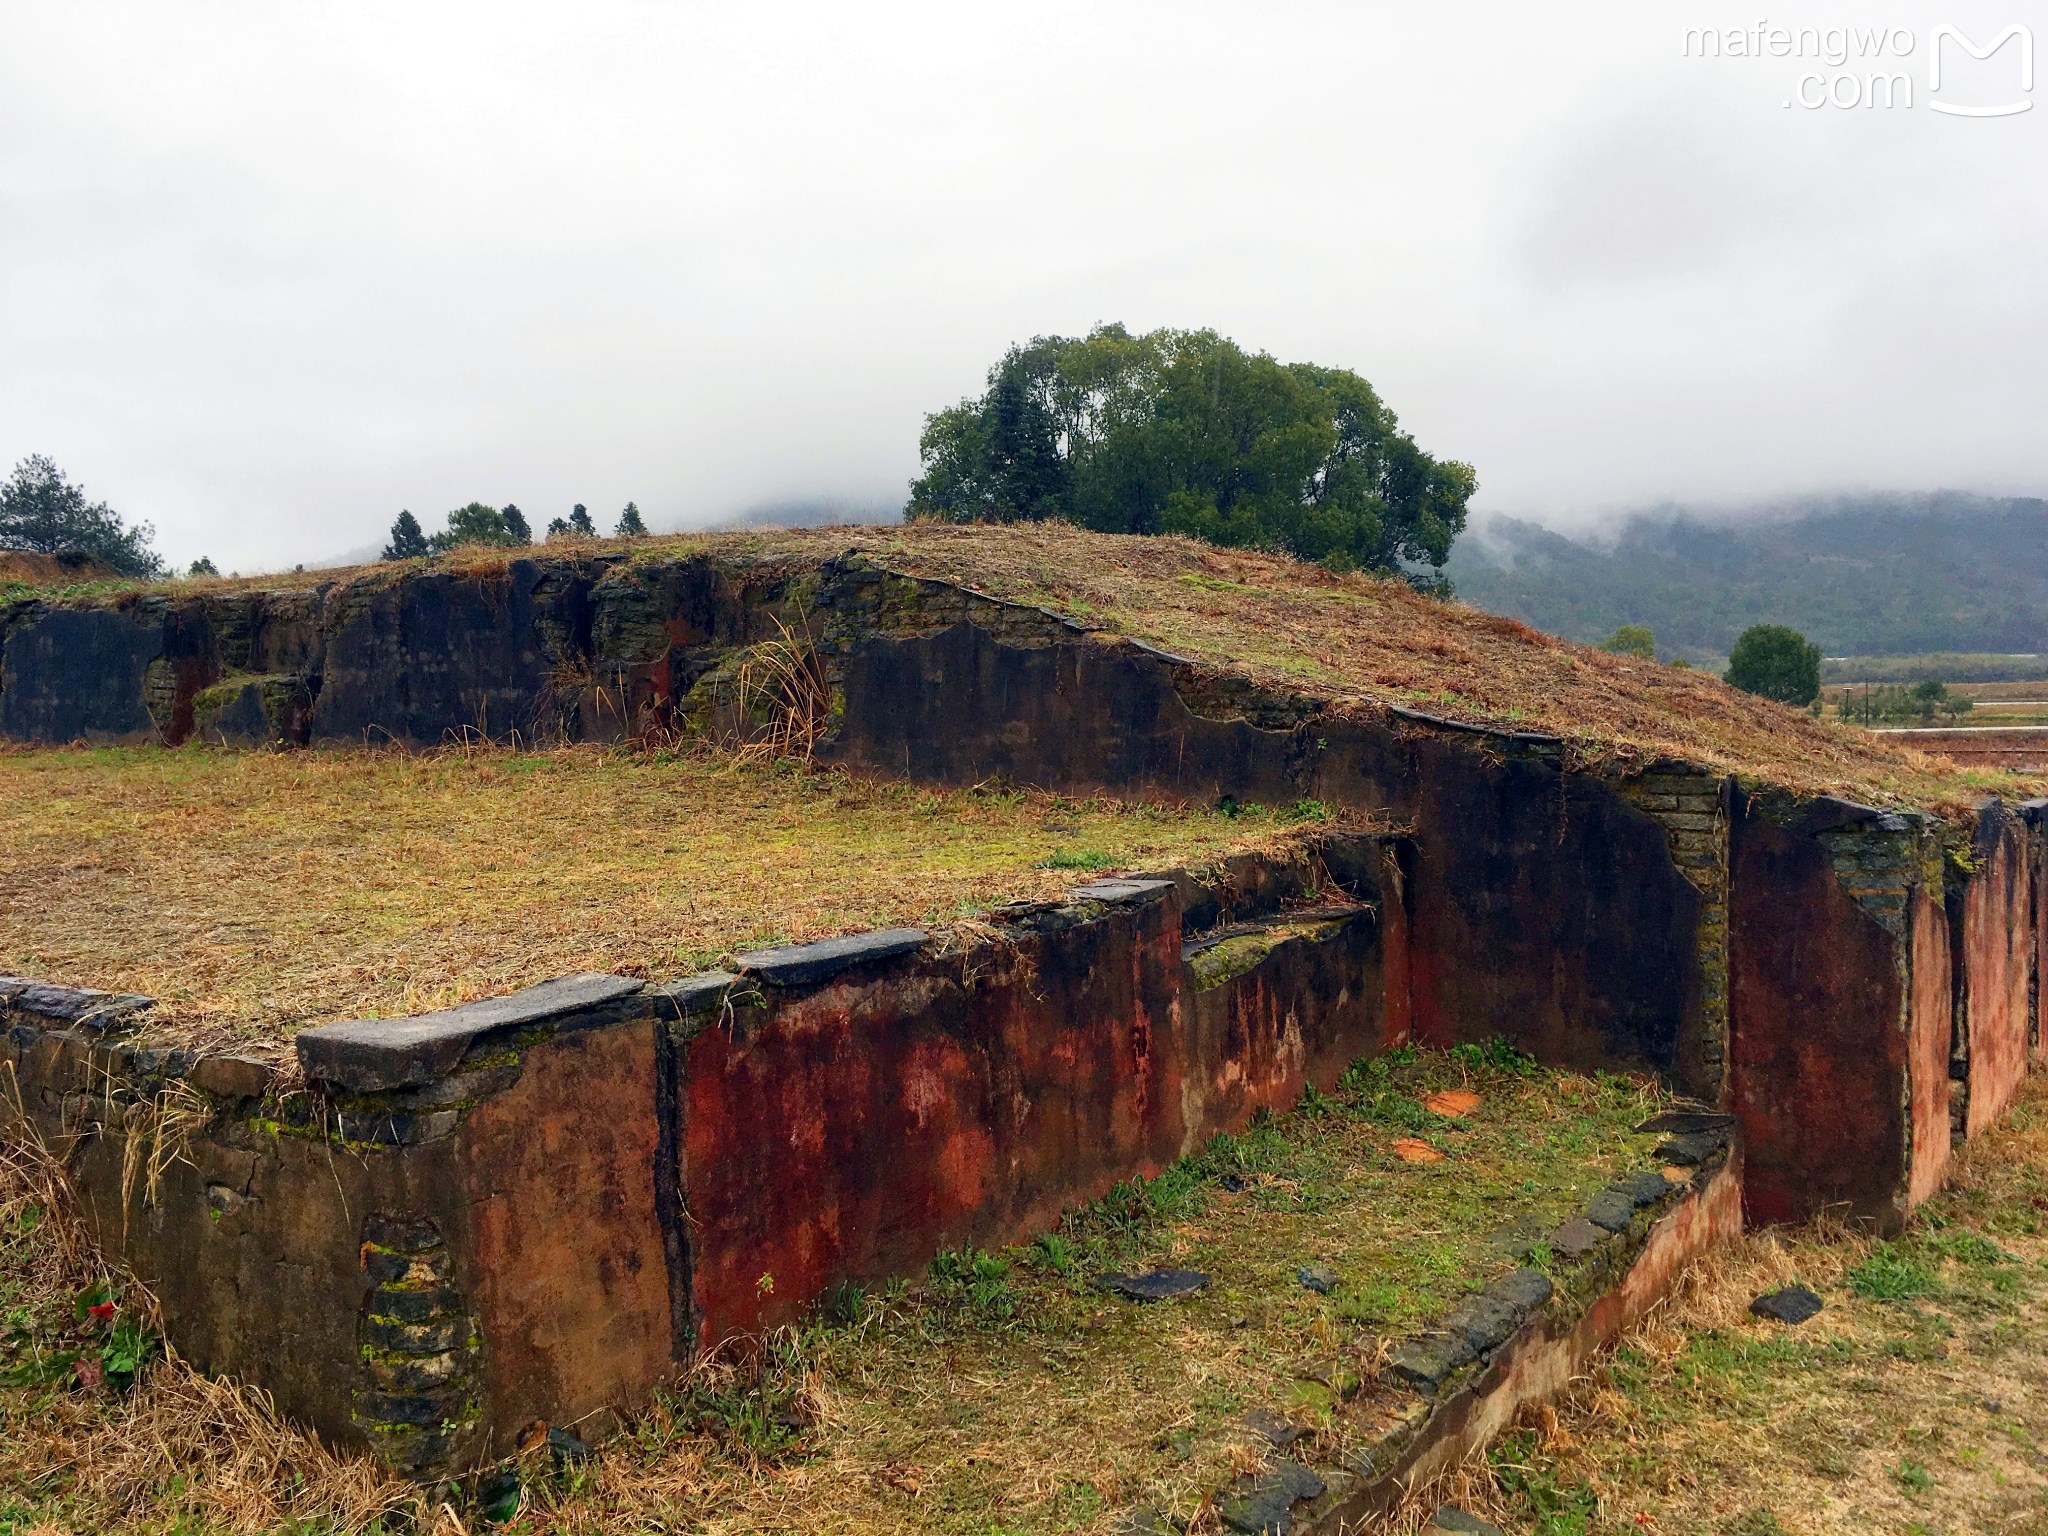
[929,1249,1016,1322]
[1891,1459,1935,1494]
[1449,1036,1538,1074]
[1925,1229,2011,1266]
[1027,1231,1080,1277]
[1038,848,1116,871]
[1490,1429,1601,1534]
[1848,1243,1938,1301]
[1283,798,1331,823]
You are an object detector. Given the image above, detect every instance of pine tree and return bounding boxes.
[382,510,430,560]
[545,517,570,538]
[568,504,595,537]
[500,503,532,543]
[615,502,647,537]
[188,556,220,577]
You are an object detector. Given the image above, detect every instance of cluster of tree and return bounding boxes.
[1837,680,1975,725]
[1447,493,2048,660]
[906,325,1476,585]
[382,501,649,560]
[0,455,164,578]
[1594,616,1825,706]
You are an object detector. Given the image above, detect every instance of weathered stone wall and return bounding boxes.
[830,618,1714,1097]
[1727,793,1945,1229]
[1,836,1399,1473]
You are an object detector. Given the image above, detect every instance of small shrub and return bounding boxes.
[1028,1232,1080,1277]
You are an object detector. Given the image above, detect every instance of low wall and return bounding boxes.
[0,836,1400,1475]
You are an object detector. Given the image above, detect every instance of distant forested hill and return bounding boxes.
[1445,493,2048,662]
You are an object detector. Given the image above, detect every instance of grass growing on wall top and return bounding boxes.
[27,522,2042,812]
[0,745,1316,1048]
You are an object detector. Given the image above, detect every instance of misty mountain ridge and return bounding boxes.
[1447,492,2048,663]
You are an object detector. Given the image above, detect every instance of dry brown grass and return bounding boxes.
[55,523,2040,813]
[0,744,1313,1048]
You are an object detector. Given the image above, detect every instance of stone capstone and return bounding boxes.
[1387,1329,1475,1394]
[1551,1215,1608,1260]
[1584,1189,1639,1233]
[735,929,927,988]
[296,972,646,1092]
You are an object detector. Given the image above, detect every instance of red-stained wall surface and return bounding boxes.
[1962,807,2035,1139]
[678,896,1388,1342]
[1730,804,1911,1227]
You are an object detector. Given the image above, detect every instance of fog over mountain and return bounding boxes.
[1447,493,2048,663]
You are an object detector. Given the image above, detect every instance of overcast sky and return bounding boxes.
[3,2,2043,571]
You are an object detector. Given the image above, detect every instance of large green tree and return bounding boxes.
[907,326,1475,583]
[1725,623,1822,705]
[0,455,164,577]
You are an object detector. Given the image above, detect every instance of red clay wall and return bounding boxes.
[1960,804,2035,1138]
[1729,796,1918,1228]
[679,893,1389,1341]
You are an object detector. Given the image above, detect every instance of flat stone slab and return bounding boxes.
[1552,1215,1607,1261]
[1243,1406,1307,1449]
[1217,1458,1326,1534]
[0,976,154,1031]
[1584,1189,1639,1233]
[1751,1284,1824,1325]
[1653,1129,1728,1167]
[1612,1170,1678,1206]
[1099,1269,1209,1302]
[1635,1110,1737,1136]
[297,972,646,1092]
[735,929,926,987]
[1067,877,1176,907]
[1387,1329,1475,1394]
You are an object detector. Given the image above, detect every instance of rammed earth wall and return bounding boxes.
[0,837,1403,1474]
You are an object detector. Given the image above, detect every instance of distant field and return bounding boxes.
[1822,653,2048,686]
